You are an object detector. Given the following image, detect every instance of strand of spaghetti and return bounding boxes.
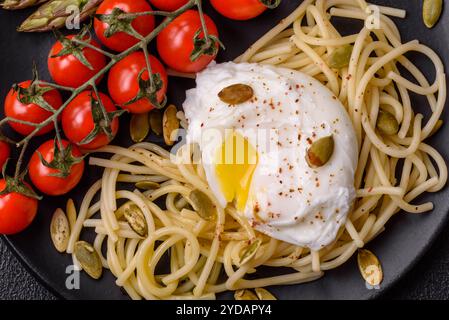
[116,190,156,232]
[136,227,200,298]
[344,219,364,247]
[291,35,339,94]
[347,27,370,142]
[225,238,278,290]
[293,16,358,47]
[362,111,422,159]
[357,186,404,197]
[94,233,108,268]
[329,8,401,47]
[417,143,448,192]
[235,0,314,62]
[321,214,376,270]
[89,157,155,174]
[369,146,433,213]
[67,180,101,253]
[237,271,324,288]
[101,167,118,231]
[354,40,418,112]
[311,250,321,272]
[250,42,296,62]
[226,207,256,239]
[396,55,437,112]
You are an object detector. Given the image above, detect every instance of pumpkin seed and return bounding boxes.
[239,239,262,265]
[328,45,353,69]
[255,288,277,300]
[376,109,399,136]
[50,208,70,253]
[149,109,163,136]
[163,104,180,146]
[66,198,77,232]
[115,201,133,219]
[135,180,160,190]
[124,204,148,237]
[306,135,334,168]
[423,0,443,28]
[189,189,217,221]
[234,289,258,300]
[357,249,383,286]
[429,119,443,137]
[130,113,150,143]
[218,83,254,105]
[74,241,103,279]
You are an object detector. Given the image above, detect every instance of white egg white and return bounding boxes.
[183,62,358,250]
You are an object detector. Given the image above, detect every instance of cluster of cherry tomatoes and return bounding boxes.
[0,0,275,234]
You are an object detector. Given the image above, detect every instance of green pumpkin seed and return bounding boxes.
[163,104,180,146]
[306,135,334,168]
[189,189,217,221]
[239,239,262,265]
[357,249,383,286]
[149,109,163,136]
[234,289,258,300]
[255,288,277,300]
[66,198,77,232]
[50,208,70,253]
[135,181,160,190]
[130,113,150,143]
[423,0,443,28]
[74,241,103,279]
[328,45,353,69]
[218,84,254,105]
[376,110,399,136]
[124,204,148,237]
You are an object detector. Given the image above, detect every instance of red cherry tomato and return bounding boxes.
[48,35,107,88]
[29,140,85,196]
[0,179,38,235]
[0,141,10,171]
[210,0,267,20]
[149,0,188,11]
[62,91,119,150]
[108,52,167,114]
[94,0,155,52]
[4,81,63,136]
[157,10,219,73]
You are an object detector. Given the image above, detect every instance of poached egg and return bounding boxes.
[183,62,358,250]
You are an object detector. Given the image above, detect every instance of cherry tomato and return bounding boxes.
[0,141,10,171]
[4,81,63,136]
[29,140,85,196]
[157,10,219,73]
[210,0,267,20]
[48,35,107,88]
[149,0,188,11]
[62,91,119,150]
[0,179,38,235]
[94,0,155,52]
[108,52,167,114]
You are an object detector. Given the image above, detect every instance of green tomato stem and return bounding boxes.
[8,0,200,184]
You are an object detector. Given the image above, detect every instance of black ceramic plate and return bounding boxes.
[1,0,448,300]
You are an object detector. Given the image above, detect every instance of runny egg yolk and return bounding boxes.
[214,131,258,211]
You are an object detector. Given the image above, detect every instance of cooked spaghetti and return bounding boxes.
[64,0,447,299]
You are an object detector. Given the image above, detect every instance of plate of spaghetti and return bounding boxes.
[0,0,448,300]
